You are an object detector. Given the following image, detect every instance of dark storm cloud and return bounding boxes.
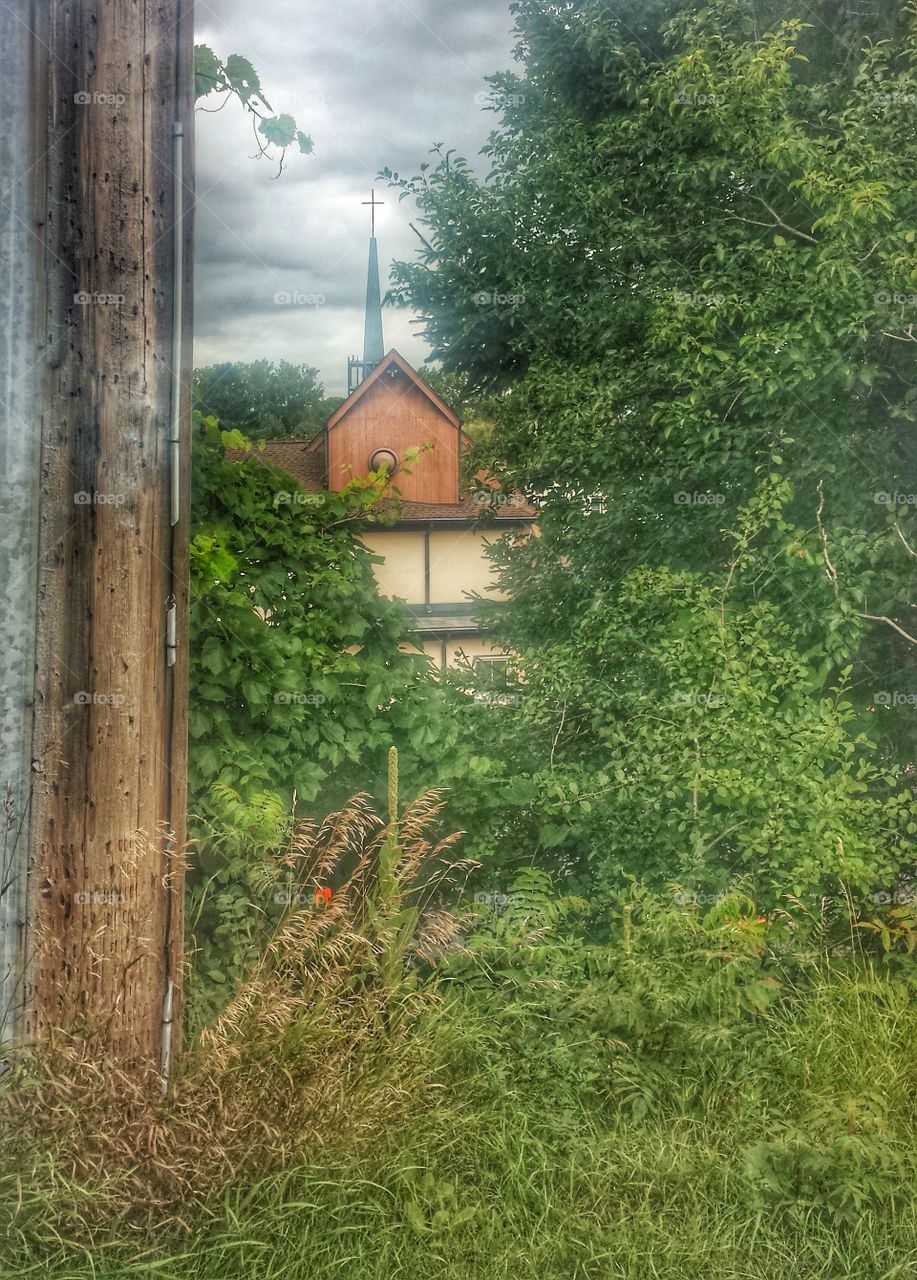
[193,0,517,394]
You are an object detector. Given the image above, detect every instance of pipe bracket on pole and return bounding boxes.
[165,597,177,668]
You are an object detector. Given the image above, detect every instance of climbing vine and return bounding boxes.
[187,416,446,1017]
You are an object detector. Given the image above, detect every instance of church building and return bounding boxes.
[254,202,535,671]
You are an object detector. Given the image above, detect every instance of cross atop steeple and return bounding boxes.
[362,189,385,239]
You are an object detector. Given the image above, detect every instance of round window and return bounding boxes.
[369,448,399,475]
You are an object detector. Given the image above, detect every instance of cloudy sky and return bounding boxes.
[193,0,517,395]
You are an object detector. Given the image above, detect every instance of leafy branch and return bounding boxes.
[194,45,314,175]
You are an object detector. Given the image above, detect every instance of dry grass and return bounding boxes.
[0,786,474,1242]
[209,787,473,1048]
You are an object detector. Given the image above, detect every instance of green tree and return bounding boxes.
[390,0,917,905]
[193,360,341,440]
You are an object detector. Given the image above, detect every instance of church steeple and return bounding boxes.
[363,231,384,369]
[346,190,385,393]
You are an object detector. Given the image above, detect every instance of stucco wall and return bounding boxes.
[361,526,507,607]
[361,529,426,602]
[428,529,507,604]
[361,526,512,671]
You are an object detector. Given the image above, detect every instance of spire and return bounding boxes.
[347,190,386,394]
[363,233,384,368]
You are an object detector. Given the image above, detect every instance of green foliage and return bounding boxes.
[193,360,340,440]
[440,522,914,907]
[194,44,313,166]
[448,873,781,1107]
[390,0,917,909]
[187,415,444,1018]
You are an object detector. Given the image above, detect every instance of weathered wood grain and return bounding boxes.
[23,0,193,1065]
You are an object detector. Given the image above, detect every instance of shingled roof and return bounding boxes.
[396,496,536,522]
[234,436,326,491]
[227,436,536,523]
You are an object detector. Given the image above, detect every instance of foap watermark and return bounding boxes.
[273,886,333,907]
[673,289,724,308]
[472,289,525,307]
[474,90,526,108]
[273,290,326,307]
[674,491,725,506]
[674,888,730,906]
[672,690,725,708]
[473,490,527,509]
[273,692,327,706]
[74,490,126,506]
[74,890,125,906]
[74,691,126,707]
[74,291,125,307]
[874,490,917,506]
[273,490,326,508]
[74,90,126,107]
[873,691,917,708]
[673,91,725,107]
[873,886,917,905]
[473,890,520,911]
[473,691,525,707]
[873,290,917,306]
[871,91,917,107]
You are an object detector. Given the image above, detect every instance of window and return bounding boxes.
[368,447,398,475]
[473,656,509,686]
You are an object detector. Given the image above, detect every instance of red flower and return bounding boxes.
[314,886,332,907]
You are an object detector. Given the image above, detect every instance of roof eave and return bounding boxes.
[325,349,461,431]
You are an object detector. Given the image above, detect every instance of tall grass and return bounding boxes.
[1,797,914,1280]
[4,967,913,1280]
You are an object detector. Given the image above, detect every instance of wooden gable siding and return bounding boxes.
[327,367,459,504]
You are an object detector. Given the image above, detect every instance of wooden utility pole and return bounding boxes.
[0,1,193,1067]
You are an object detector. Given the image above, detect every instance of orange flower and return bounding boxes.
[314,886,332,907]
